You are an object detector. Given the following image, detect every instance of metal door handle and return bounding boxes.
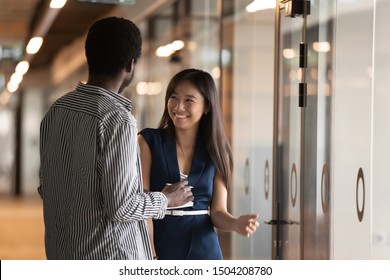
[264,219,299,225]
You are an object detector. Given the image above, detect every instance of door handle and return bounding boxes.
[264,219,299,225]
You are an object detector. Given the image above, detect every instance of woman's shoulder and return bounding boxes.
[139,127,159,135]
[139,128,166,142]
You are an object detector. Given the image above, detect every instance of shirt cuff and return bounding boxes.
[155,192,168,219]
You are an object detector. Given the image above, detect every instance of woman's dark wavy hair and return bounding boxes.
[85,17,142,77]
[158,69,233,189]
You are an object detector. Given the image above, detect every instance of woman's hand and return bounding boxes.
[234,214,259,237]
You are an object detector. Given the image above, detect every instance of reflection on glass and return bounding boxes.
[313,41,331,52]
[283,48,297,59]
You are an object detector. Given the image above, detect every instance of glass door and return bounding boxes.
[273,1,304,259]
[229,0,275,260]
[272,0,334,259]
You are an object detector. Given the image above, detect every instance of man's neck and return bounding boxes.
[87,75,122,93]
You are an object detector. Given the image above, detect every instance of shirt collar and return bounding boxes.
[76,82,132,111]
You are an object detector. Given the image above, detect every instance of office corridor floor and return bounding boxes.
[0,196,231,260]
[0,196,46,259]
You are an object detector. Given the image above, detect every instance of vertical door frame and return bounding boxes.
[271,0,281,260]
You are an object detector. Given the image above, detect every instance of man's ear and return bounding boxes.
[126,59,134,73]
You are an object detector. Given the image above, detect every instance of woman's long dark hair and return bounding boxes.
[158,69,233,189]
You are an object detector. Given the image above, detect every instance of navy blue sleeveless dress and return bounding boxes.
[139,128,223,260]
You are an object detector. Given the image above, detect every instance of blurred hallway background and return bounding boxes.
[1,0,390,260]
[0,196,45,259]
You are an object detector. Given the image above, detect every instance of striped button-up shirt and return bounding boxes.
[38,82,167,259]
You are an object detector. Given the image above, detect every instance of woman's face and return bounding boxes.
[167,80,207,132]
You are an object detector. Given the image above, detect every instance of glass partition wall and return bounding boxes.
[127,0,390,259]
[131,0,276,259]
[131,0,220,129]
[130,0,229,255]
[228,0,275,260]
[332,0,390,259]
[372,0,390,259]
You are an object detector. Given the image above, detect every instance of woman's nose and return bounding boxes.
[175,101,185,111]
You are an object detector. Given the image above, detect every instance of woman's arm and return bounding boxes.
[210,171,259,237]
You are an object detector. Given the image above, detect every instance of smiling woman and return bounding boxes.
[168,80,207,133]
[138,69,259,260]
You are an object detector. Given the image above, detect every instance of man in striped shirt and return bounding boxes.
[38,17,193,260]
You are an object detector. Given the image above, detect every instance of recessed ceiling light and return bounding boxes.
[78,0,136,5]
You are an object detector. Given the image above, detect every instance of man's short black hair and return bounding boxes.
[85,17,142,77]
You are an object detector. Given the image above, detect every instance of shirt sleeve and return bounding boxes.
[38,120,46,200]
[38,166,43,199]
[99,121,167,222]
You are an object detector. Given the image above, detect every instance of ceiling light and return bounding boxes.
[78,0,136,5]
[15,61,30,75]
[50,0,67,9]
[26,37,43,54]
[148,82,162,95]
[10,73,23,85]
[136,82,148,95]
[7,81,19,93]
[155,40,185,57]
[156,46,172,57]
[246,0,276,13]
[171,40,184,51]
[136,82,162,95]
